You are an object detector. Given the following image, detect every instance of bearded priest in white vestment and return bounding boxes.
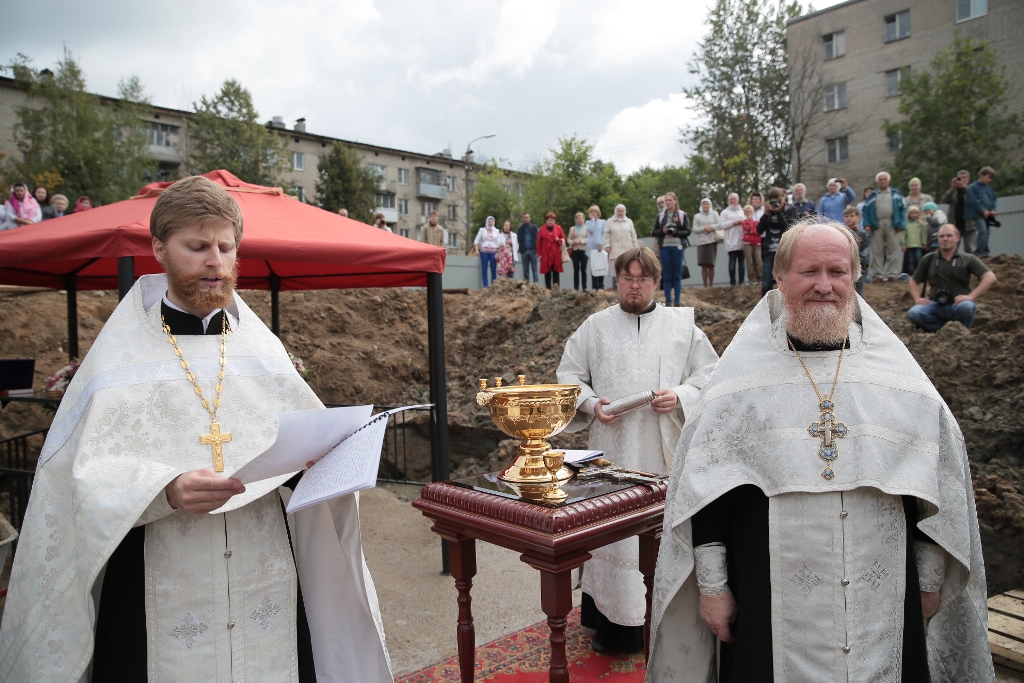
[557,245,719,654]
[646,220,993,682]
[0,176,393,682]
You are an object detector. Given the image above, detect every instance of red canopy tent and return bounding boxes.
[0,171,453,563]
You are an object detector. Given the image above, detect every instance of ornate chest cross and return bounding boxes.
[200,420,232,473]
[807,399,848,481]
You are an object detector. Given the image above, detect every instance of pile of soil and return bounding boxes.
[1,255,1022,592]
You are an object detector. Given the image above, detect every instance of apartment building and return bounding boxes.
[0,77,484,250]
[786,0,1023,194]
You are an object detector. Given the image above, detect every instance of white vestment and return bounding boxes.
[646,291,994,682]
[557,304,719,626]
[0,275,393,683]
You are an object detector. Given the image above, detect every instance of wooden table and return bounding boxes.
[412,474,666,683]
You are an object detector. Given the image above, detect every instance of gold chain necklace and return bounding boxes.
[789,337,850,481]
[161,312,232,472]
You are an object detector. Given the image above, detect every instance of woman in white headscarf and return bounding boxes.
[471,216,503,287]
[692,198,720,288]
[604,204,638,286]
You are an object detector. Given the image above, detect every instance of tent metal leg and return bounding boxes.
[270,274,281,336]
[426,272,451,575]
[118,257,135,301]
[64,274,78,361]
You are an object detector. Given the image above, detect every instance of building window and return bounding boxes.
[291,186,305,202]
[823,82,847,111]
[421,200,438,216]
[885,67,910,97]
[418,168,445,186]
[146,122,180,147]
[447,204,458,221]
[292,152,304,171]
[445,175,458,192]
[448,231,458,247]
[823,31,846,60]
[888,132,902,153]
[826,137,849,163]
[375,193,396,209]
[884,11,910,43]
[398,198,410,215]
[398,168,410,185]
[957,0,987,21]
[399,228,411,238]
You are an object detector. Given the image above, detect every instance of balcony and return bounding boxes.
[375,208,399,223]
[148,144,183,164]
[417,183,447,200]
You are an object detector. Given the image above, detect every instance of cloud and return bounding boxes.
[594,92,694,173]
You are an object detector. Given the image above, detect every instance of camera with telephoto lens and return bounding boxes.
[933,289,953,306]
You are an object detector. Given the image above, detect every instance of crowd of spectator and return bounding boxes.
[0,183,91,231]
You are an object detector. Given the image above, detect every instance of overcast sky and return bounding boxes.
[5,0,842,174]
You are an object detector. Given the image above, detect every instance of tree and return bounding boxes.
[188,79,290,186]
[470,161,522,237]
[620,161,712,236]
[884,35,1021,195]
[6,52,153,205]
[521,136,626,230]
[314,142,379,222]
[682,0,803,202]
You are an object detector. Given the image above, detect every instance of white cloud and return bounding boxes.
[593,92,694,173]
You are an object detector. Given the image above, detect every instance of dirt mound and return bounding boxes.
[2,256,1023,593]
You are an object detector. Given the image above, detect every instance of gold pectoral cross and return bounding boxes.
[200,421,232,473]
[807,399,848,480]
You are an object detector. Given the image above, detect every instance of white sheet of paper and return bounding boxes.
[230,405,373,485]
[560,449,605,464]
[286,405,431,513]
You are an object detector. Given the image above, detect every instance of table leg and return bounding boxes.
[639,529,661,662]
[539,567,573,683]
[449,537,478,683]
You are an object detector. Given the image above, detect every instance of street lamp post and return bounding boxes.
[463,133,496,254]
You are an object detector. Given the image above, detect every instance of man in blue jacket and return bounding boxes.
[862,171,907,281]
[517,213,540,283]
[965,166,997,257]
[817,178,856,222]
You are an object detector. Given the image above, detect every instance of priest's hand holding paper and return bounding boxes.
[650,389,678,414]
[166,469,246,514]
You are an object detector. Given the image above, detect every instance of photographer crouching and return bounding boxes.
[907,224,996,332]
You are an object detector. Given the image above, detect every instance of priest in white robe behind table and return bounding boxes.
[647,220,993,682]
[0,176,393,682]
[557,245,719,654]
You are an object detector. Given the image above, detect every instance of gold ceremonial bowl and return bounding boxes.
[476,377,580,484]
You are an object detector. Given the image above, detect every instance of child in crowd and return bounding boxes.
[901,205,927,275]
[741,204,762,284]
[921,201,946,252]
[844,206,870,296]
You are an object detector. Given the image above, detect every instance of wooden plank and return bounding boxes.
[991,631,1024,669]
[991,594,1024,620]
[1006,590,1024,601]
[990,613,1024,643]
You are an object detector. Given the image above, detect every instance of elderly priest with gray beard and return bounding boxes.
[0,176,392,682]
[645,220,993,682]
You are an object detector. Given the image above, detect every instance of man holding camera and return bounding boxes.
[907,224,996,332]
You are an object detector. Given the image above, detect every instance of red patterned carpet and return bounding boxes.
[396,607,646,682]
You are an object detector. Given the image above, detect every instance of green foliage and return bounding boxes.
[520,136,626,228]
[620,161,712,236]
[470,161,522,232]
[5,52,154,205]
[683,0,802,201]
[884,35,1021,196]
[188,79,290,186]
[314,142,379,222]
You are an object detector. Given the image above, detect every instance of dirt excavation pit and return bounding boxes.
[1,255,1022,594]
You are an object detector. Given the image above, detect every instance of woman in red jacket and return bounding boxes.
[537,211,566,289]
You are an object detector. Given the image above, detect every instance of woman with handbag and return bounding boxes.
[538,211,566,289]
[568,212,590,291]
[651,192,690,306]
[497,220,519,278]
[693,198,720,288]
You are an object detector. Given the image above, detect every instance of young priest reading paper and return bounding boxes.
[0,176,392,682]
